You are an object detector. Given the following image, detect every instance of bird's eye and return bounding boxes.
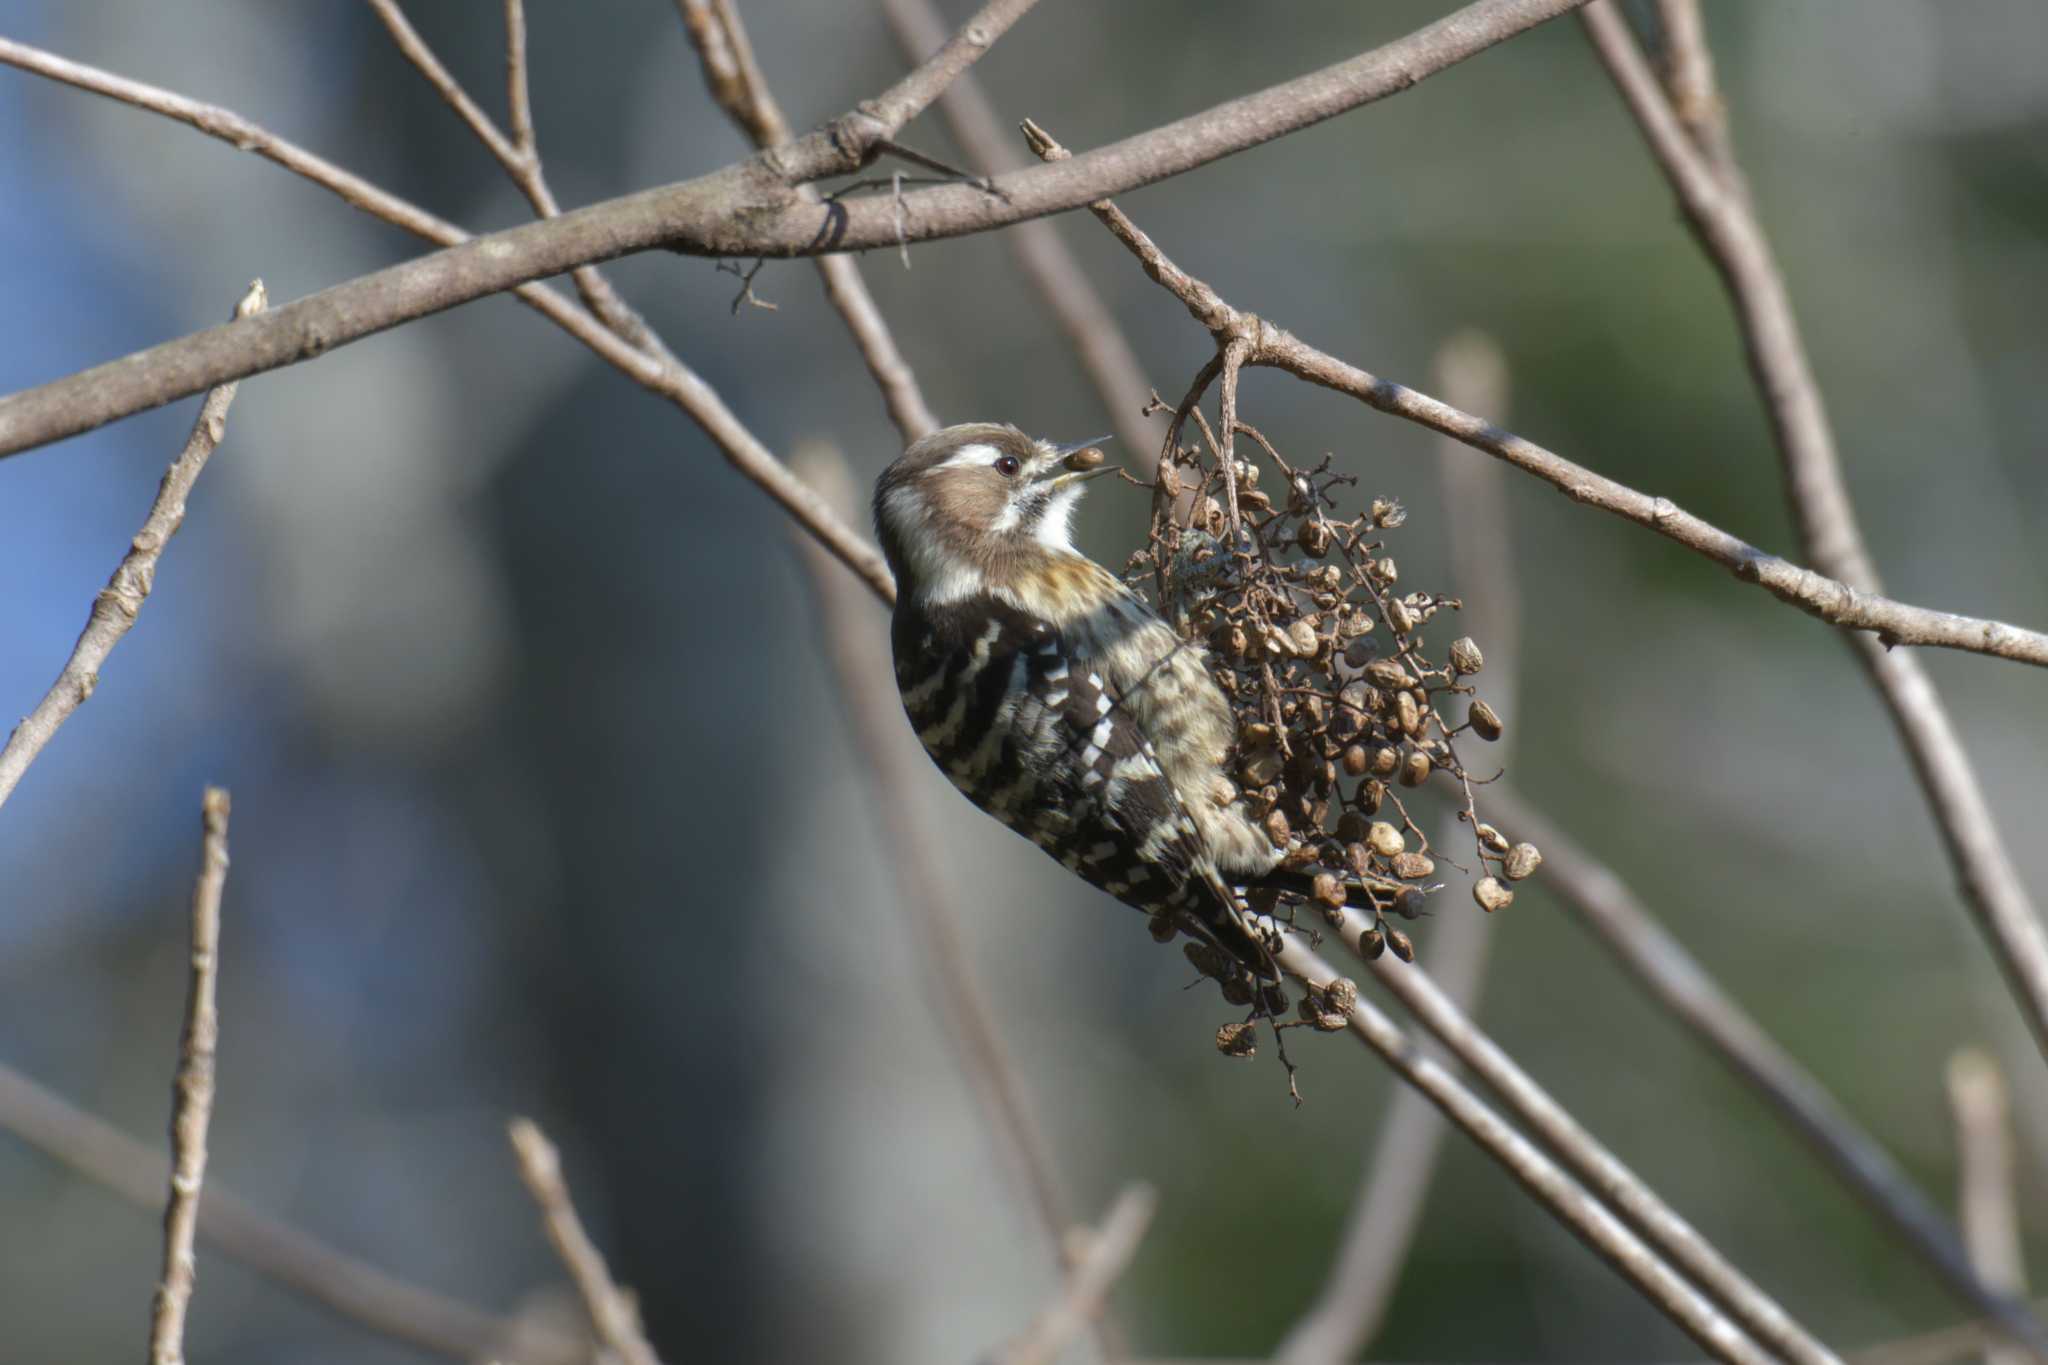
[994,454,1021,477]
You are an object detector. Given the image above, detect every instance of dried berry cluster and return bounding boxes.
[1116,408,1540,1037]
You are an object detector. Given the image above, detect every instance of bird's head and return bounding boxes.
[873,422,1114,607]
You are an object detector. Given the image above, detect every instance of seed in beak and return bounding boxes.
[1061,445,1106,474]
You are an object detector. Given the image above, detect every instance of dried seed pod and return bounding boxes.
[1297,520,1332,557]
[1184,942,1227,979]
[1474,876,1515,913]
[1216,1021,1258,1057]
[1233,459,1259,488]
[1287,619,1320,658]
[1341,744,1369,777]
[1313,1011,1349,1032]
[1061,445,1106,473]
[1371,498,1405,528]
[1300,693,1327,727]
[1336,811,1369,844]
[1476,822,1511,853]
[1298,992,1326,1024]
[1330,705,1363,742]
[1239,487,1273,513]
[1394,689,1421,736]
[1243,721,1276,746]
[1221,975,1253,1006]
[1399,750,1432,788]
[1370,745,1400,777]
[1148,914,1177,944]
[1359,927,1387,959]
[1240,746,1284,787]
[1391,887,1426,919]
[1312,872,1347,908]
[1213,622,1248,659]
[1386,927,1415,962]
[1322,977,1359,1015]
[1342,638,1376,669]
[1365,659,1414,691]
[1156,462,1183,498]
[1367,820,1405,858]
[1504,842,1544,881]
[1262,984,1289,1016]
[1376,556,1399,582]
[1449,636,1484,676]
[1469,700,1504,741]
[1357,779,1386,815]
[1386,597,1417,634]
[1391,850,1435,881]
[1262,807,1292,848]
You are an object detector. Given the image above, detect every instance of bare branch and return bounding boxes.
[1578,3,2048,1067]
[1269,931,1775,1365]
[1345,930,1842,1365]
[1488,786,2048,1357]
[0,281,265,814]
[0,1062,583,1364]
[148,786,231,1365]
[1016,118,2048,671]
[0,35,894,601]
[0,0,1593,462]
[502,0,536,156]
[678,0,940,441]
[1947,1051,2029,1365]
[1277,332,1517,1365]
[508,1119,661,1365]
[993,1185,1156,1365]
[879,0,1161,466]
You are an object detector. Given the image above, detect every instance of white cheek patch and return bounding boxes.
[880,484,982,605]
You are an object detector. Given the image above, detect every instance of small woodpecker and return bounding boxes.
[873,421,1306,970]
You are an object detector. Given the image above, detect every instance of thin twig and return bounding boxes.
[1579,0,2048,1071]
[1947,1051,2029,1365]
[0,1062,580,1364]
[0,0,1603,464]
[786,445,1103,1351]
[1487,786,2048,1357]
[147,786,231,1365]
[502,0,535,157]
[0,35,893,601]
[1014,112,2047,669]
[878,0,1161,468]
[364,0,669,359]
[1276,331,1518,1365]
[993,1185,1157,1365]
[1267,930,1774,1365]
[1347,929,1842,1365]
[508,1119,661,1365]
[0,280,265,813]
[675,0,939,441]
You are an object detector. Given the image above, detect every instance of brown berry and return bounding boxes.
[1469,700,1504,741]
[1298,520,1332,558]
[1391,850,1435,881]
[1386,927,1415,962]
[1399,750,1432,787]
[1367,820,1404,857]
[1504,842,1543,881]
[1474,877,1514,913]
[1061,445,1105,473]
[1216,1021,1258,1058]
[1449,637,1484,676]
[1360,928,1387,959]
[1341,744,1369,777]
[1312,872,1347,908]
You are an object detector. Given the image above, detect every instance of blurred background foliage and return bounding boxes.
[2,1,2045,1361]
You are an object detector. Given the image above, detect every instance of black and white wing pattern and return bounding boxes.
[892,593,1224,925]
